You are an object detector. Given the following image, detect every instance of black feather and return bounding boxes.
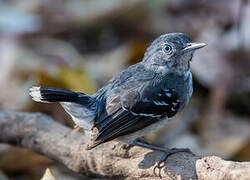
[39,87,94,105]
[87,86,181,149]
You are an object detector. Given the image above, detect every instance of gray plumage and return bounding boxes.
[29,33,206,150]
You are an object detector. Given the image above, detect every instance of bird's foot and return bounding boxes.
[132,139,191,177]
[153,147,191,177]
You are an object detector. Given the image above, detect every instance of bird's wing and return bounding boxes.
[87,85,181,149]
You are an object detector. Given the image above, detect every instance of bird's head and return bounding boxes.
[142,33,206,74]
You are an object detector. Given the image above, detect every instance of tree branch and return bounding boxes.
[0,111,249,179]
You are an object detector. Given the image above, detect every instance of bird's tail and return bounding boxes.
[29,86,92,104]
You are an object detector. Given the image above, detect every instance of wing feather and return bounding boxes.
[87,85,181,149]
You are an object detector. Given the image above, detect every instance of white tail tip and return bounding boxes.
[29,86,43,102]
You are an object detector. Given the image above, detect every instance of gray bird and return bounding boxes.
[29,33,206,169]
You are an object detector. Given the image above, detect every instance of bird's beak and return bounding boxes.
[182,42,206,52]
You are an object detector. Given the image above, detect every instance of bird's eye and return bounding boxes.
[163,44,172,54]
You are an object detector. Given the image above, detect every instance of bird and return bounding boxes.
[29,33,206,170]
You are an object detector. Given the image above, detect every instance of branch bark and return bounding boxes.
[0,111,249,180]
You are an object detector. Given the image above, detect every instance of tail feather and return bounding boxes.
[29,86,92,104]
[30,86,97,131]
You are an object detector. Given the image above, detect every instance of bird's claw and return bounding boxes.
[131,139,191,177]
[153,148,191,177]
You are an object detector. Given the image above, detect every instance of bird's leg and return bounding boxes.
[71,125,81,134]
[132,138,191,176]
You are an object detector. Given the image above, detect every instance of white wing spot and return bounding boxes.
[130,111,161,118]
[153,100,168,106]
[172,102,178,107]
[165,92,172,97]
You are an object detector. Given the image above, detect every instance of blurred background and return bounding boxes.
[0,0,249,179]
